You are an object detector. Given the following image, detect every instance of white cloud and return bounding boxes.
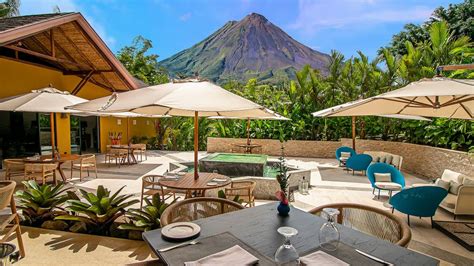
[289,0,433,36]
[19,0,117,48]
[179,12,192,22]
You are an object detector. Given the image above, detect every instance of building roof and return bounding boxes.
[0,12,140,92]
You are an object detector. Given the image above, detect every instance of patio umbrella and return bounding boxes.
[67,80,283,179]
[312,100,432,150]
[0,87,87,155]
[323,77,474,120]
[209,110,289,145]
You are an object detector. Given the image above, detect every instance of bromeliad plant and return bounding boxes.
[15,181,72,226]
[119,193,176,233]
[55,185,139,235]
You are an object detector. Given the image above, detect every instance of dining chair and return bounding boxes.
[310,203,411,247]
[131,144,147,162]
[160,197,245,226]
[3,159,25,181]
[70,154,98,181]
[24,163,57,185]
[140,175,176,208]
[104,146,127,167]
[0,181,25,258]
[224,180,256,207]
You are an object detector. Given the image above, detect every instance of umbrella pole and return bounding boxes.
[246,117,251,145]
[194,111,199,180]
[50,112,56,158]
[351,116,356,151]
[127,117,130,144]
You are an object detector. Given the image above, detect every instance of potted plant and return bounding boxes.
[275,144,290,216]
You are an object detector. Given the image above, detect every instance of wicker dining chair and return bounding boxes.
[160,197,245,226]
[3,159,25,180]
[0,181,25,258]
[225,180,256,207]
[70,154,98,181]
[131,144,147,162]
[140,175,176,208]
[310,203,411,247]
[104,147,127,167]
[24,163,57,185]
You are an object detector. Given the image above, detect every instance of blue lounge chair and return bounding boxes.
[367,163,405,199]
[390,186,448,227]
[335,146,356,167]
[346,154,373,175]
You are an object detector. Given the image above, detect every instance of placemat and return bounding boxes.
[158,232,274,265]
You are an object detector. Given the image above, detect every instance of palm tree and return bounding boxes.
[0,0,20,18]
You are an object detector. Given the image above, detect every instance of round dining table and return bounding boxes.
[23,154,80,182]
[158,172,231,198]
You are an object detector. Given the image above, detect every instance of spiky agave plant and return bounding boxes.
[55,185,139,235]
[15,181,72,226]
[119,193,176,233]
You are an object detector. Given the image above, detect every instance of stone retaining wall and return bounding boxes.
[207,137,473,180]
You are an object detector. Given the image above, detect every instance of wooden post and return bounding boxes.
[194,111,199,180]
[50,113,56,157]
[351,116,356,151]
[246,117,251,145]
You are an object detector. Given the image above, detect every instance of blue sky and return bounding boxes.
[20,0,462,61]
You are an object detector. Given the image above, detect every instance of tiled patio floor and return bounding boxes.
[4,151,473,264]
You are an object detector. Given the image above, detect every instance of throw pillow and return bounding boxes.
[340,152,352,158]
[449,181,462,195]
[385,155,393,165]
[435,179,450,191]
[379,156,387,163]
[374,173,391,182]
[373,156,380,162]
[462,175,474,186]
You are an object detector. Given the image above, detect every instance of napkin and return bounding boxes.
[184,245,259,266]
[212,178,228,182]
[300,251,348,266]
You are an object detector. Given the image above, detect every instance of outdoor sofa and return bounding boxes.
[363,151,403,170]
[435,169,474,219]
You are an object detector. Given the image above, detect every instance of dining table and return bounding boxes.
[23,154,80,182]
[110,145,138,165]
[158,172,231,198]
[143,203,439,265]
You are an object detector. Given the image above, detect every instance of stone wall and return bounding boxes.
[340,138,473,180]
[207,137,340,158]
[207,137,473,180]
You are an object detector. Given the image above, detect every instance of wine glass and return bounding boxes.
[274,227,299,263]
[319,208,340,251]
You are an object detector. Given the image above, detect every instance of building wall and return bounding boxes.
[207,137,473,179]
[0,58,156,155]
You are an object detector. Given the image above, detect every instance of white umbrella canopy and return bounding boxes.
[324,78,474,120]
[0,87,87,113]
[67,80,284,179]
[0,87,88,155]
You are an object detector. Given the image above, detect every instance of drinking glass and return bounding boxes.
[274,227,299,263]
[319,208,340,251]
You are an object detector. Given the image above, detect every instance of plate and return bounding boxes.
[212,178,227,182]
[161,222,201,242]
[207,182,218,186]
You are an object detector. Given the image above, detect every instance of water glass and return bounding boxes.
[274,227,299,263]
[319,208,340,251]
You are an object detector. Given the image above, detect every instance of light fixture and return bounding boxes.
[133,119,137,125]
[117,119,122,125]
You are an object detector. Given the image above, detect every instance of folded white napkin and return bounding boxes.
[184,245,259,266]
[212,178,228,182]
[300,250,348,266]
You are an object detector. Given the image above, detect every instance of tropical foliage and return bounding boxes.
[15,181,72,226]
[55,185,139,235]
[0,0,19,18]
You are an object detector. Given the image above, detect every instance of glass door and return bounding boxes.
[70,116,81,154]
[39,113,53,155]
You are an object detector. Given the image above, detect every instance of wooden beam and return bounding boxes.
[63,70,113,75]
[50,29,55,57]
[5,44,88,68]
[72,70,94,95]
[439,64,474,71]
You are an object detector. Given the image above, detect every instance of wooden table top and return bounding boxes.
[143,204,438,265]
[158,172,231,191]
[23,154,80,163]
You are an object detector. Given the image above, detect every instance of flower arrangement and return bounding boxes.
[109,132,122,145]
[275,144,290,205]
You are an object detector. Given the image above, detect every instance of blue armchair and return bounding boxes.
[390,186,448,227]
[346,154,373,175]
[367,163,405,199]
[335,146,356,167]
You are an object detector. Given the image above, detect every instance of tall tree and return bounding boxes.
[0,0,20,18]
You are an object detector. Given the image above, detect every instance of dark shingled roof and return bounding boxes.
[0,13,76,32]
